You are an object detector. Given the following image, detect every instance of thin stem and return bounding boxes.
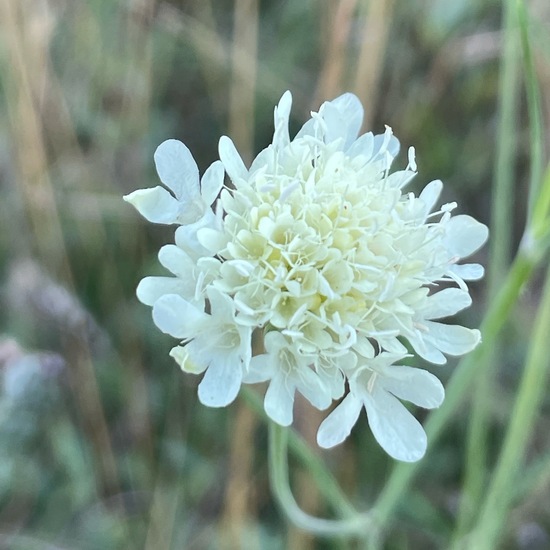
[455,0,519,536]
[514,442,550,505]
[517,0,545,221]
[314,0,358,105]
[531,166,550,244]
[466,264,550,548]
[268,422,375,539]
[352,0,395,129]
[241,388,357,517]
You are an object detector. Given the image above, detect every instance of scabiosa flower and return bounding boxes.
[124,91,488,462]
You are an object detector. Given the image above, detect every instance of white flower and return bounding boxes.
[317,353,444,462]
[407,287,481,364]
[243,332,332,426]
[152,287,251,407]
[136,244,220,309]
[126,91,488,461]
[123,139,223,226]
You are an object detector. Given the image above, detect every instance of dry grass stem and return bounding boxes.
[315,0,358,108]
[353,0,395,128]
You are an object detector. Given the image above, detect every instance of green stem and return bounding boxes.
[370,250,537,533]
[455,0,519,536]
[517,0,545,221]
[268,422,375,539]
[466,264,550,548]
[514,446,550,505]
[241,388,357,517]
[490,0,520,282]
[531,166,550,244]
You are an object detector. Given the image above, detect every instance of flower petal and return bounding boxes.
[137,276,195,306]
[175,209,219,257]
[362,386,427,462]
[273,91,292,150]
[295,367,332,410]
[169,345,207,374]
[218,136,248,184]
[317,393,362,449]
[243,354,275,383]
[316,364,346,400]
[158,244,195,278]
[249,146,275,176]
[444,215,489,259]
[420,288,472,320]
[385,169,416,189]
[197,227,228,254]
[324,93,364,149]
[346,132,374,159]
[409,334,448,365]
[123,187,181,224]
[354,336,375,359]
[264,375,294,426]
[424,321,481,356]
[419,180,443,216]
[377,365,445,409]
[198,354,242,407]
[154,139,200,201]
[379,336,409,356]
[295,118,316,140]
[449,263,485,280]
[152,294,207,338]
[200,160,224,206]
[373,129,400,160]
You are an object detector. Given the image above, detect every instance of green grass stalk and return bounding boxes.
[459,4,550,540]
[513,440,550,506]
[454,0,520,536]
[517,0,545,221]
[465,263,550,548]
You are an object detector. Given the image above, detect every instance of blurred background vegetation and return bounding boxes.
[0,0,549,548]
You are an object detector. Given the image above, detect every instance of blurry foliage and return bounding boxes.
[0,0,549,548]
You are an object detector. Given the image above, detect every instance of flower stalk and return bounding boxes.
[268,421,374,539]
[241,387,357,517]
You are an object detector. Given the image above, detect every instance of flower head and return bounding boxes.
[125,91,488,462]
